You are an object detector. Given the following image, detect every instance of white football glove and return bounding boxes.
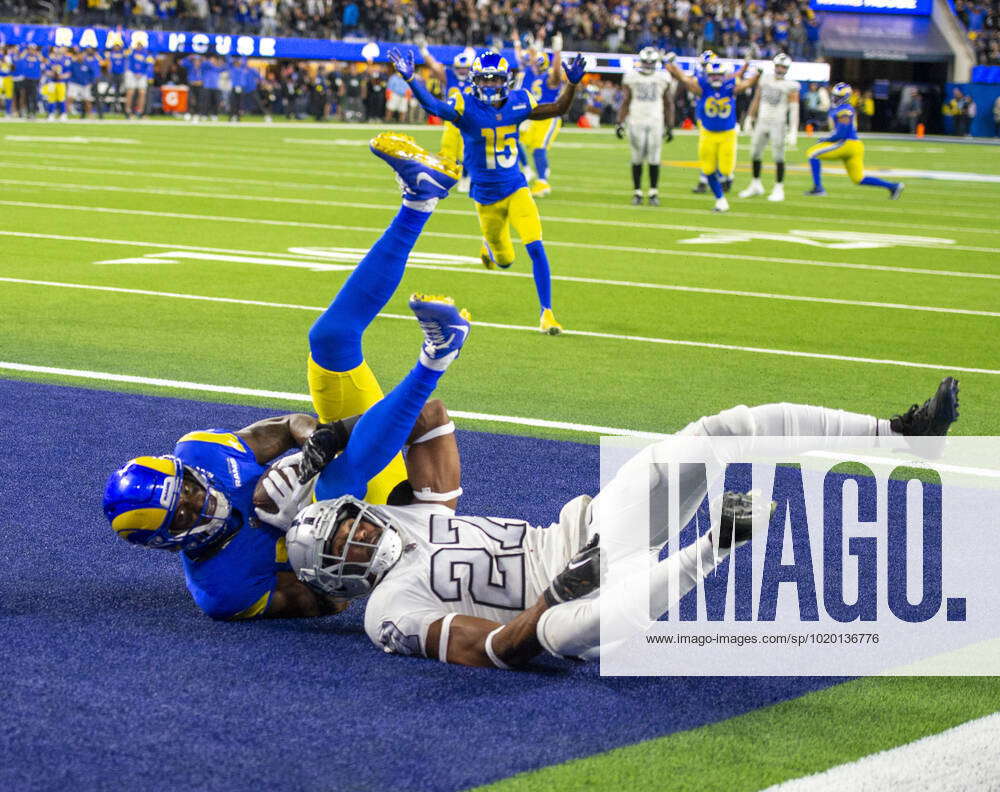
[742,116,754,135]
[551,32,563,51]
[785,129,798,148]
[255,453,313,533]
[663,51,677,65]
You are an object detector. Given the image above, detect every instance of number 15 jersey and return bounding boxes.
[364,498,592,657]
[450,87,539,205]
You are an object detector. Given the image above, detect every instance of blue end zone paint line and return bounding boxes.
[0,378,839,792]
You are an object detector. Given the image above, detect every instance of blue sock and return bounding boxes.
[860,175,895,192]
[315,362,443,500]
[810,158,823,189]
[517,143,528,168]
[57,100,65,114]
[525,240,553,311]
[308,204,430,371]
[533,148,549,181]
[4,99,11,114]
[706,173,723,199]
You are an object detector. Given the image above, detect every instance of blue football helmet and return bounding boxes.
[831,82,852,105]
[452,51,473,79]
[471,51,512,105]
[103,455,236,552]
[705,60,727,87]
[535,51,551,72]
[699,49,717,65]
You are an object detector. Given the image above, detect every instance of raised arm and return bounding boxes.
[403,399,462,510]
[415,34,446,84]
[735,63,761,95]
[663,55,700,96]
[388,48,459,122]
[528,52,585,120]
[546,32,563,90]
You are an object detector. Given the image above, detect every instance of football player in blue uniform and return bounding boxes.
[665,54,759,212]
[516,34,564,198]
[805,82,903,200]
[103,132,472,620]
[389,46,586,335]
[415,37,473,192]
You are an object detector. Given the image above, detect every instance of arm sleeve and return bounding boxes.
[410,76,459,121]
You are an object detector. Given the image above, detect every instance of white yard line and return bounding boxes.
[763,713,1000,792]
[3,174,999,242]
[0,360,666,439]
[3,226,999,284]
[2,277,997,375]
[3,273,999,319]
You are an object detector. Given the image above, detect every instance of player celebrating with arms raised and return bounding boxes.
[389,46,586,335]
[616,46,675,206]
[665,53,760,213]
[805,82,903,199]
[739,52,799,203]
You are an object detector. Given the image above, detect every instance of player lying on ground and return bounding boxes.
[284,379,959,668]
[805,82,903,200]
[389,46,587,335]
[616,46,675,207]
[102,133,472,620]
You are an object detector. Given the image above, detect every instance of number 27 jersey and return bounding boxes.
[450,88,538,205]
[364,499,591,657]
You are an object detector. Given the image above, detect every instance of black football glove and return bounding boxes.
[615,123,625,139]
[543,533,602,607]
[664,126,674,142]
[297,415,359,484]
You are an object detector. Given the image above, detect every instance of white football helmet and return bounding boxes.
[637,46,660,74]
[286,496,403,600]
[773,53,792,77]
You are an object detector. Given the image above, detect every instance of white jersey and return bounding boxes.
[756,72,799,124]
[623,69,673,125]
[364,497,593,657]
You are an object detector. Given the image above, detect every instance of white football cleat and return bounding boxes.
[713,197,730,213]
[738,180,764,198]
[457,175,471,193]
[767,183,785,202]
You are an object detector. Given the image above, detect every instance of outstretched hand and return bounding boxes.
[388,48,415,81]
[563,53,586,84]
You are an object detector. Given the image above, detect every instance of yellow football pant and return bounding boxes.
[305,356,407,505]
[439,121,464,164]
[521,117,562,150]
[476,187,543,268]
[698,127,738,176]
[45,82,66,102]
[0,76,12,100]
[806,139,865,183]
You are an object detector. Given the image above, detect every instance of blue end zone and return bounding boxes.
[0,379,839,791]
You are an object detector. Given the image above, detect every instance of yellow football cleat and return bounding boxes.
[539,308,563,335]
[370,132,461,199]
[530,179,552,197]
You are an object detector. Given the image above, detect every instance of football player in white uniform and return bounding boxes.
[284,379,959,669]
[616,46,675,206]
[739,53,800,202]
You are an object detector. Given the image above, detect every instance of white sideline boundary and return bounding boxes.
[3,218,1000,283]
[763,713,1000,792]
[0,361,666,439]
[2,278,998,375]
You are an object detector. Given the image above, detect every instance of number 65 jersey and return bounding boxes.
[364,498,592,657]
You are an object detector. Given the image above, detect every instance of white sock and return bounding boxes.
[402,196,438,213]
[419,348,456,372]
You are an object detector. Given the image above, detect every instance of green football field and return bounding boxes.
[2,118,999,790]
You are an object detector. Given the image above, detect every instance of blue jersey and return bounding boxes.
[444,66,470,100]
[172,430,290,620]
[450,87,538,204]
[522,65,559,104]
[50,55,72,83]
[181,55,203,84]
[696,74,737,132]
[825,102,859,142]
[127,49,153,75]
[16,53,43,79]
[108,50,126,75]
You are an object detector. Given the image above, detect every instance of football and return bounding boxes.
[252,460,302,515]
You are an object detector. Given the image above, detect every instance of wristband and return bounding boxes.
[437,613,456,663]
[484,626,511,670]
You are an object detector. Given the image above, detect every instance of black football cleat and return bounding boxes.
[631,192,643,205]
[716,491,759,549]
[647,194,660,206]
[691,181,708,194]
[722,177,732,193]
[890,377,960,436]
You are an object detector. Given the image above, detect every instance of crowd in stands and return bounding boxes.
[1,0,820,58]
[953,0,1000,65]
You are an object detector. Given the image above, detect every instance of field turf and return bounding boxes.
[1,118,998,791]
